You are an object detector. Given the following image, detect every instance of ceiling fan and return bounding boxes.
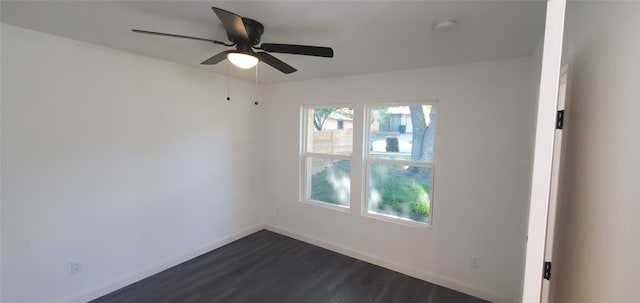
[132,7,334,74]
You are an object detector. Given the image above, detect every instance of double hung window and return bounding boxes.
[300,107,354,208]
[365,104,436,224]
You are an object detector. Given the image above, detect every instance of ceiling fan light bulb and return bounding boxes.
[228,53,259,69]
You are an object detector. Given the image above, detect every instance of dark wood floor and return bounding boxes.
[91,230,489,303]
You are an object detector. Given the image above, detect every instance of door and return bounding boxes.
[522,0,567,302]
[541,60,572,303]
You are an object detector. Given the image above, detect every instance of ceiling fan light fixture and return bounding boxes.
[228,52,259,69]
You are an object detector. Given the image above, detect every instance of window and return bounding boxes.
[299,103,436,225]
[365,104,436,224]
[301,106,354,208]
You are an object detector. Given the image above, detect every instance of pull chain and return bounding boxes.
[254,63,259,105]
[226,60,231,101]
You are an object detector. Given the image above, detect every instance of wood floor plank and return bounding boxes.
[91,230,489,303]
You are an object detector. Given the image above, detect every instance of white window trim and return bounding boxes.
[299,105,354,210]
[362,102,438,227]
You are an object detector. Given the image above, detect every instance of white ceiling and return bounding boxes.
[1,1,546,83]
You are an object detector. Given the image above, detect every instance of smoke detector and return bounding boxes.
[433,19,457,32]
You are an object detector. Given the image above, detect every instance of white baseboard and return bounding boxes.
[63,225,265,303]
[266,224,512,303]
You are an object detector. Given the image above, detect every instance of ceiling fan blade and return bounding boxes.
[201,51,231,65]
[256,52,297,74]
[260,43,334,58]
[132,29,228,45]
[212,7,249,41]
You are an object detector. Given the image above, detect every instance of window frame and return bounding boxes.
[299,105,354,211]
[362,102,438,227]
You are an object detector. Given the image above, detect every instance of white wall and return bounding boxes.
[551,4,640,302]
[261,57,538,302]
[1,24,265,303]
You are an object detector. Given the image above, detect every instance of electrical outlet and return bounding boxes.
[70,261,82,274]
[470,256,480,269]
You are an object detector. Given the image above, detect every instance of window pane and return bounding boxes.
[368,162,432,223]
[369,105,436,162]
[307,107,353,155]
[305,157,351,206]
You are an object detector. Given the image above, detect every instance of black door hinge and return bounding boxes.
[556,110,565,129]
[544,261,552,280]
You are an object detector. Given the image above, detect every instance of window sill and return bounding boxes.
[362,212,433,229]
[300,199,351,213]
